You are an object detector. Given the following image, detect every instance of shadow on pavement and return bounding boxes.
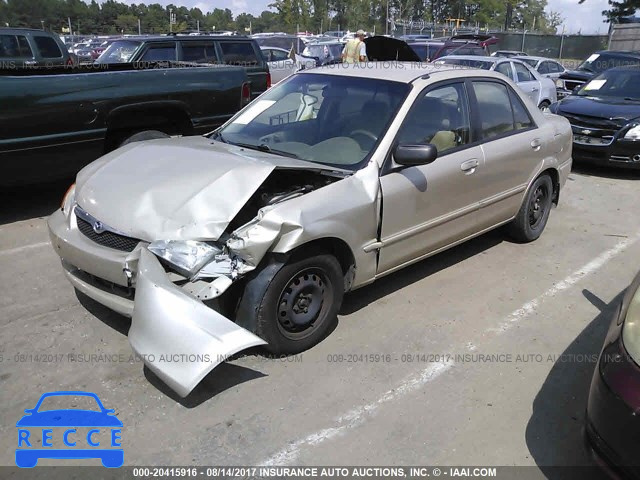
[572,164,640,181]
[0,178,74,226]
[525,288,624,480]
[341,229,504,315]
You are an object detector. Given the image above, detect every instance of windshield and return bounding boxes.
[576,69,640,100]
[215,73,410,170]
[436,58,493,69]
[302,44,342,63]
[95,40,141,63]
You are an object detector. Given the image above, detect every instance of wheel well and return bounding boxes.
[104,105,194,152]
[540,168,560,205]
[289,237,356,275]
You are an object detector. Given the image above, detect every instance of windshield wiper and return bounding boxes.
[228,141,301,159]
[209,131,228,143]
[577,66,594,73]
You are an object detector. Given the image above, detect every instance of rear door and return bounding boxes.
[513,61,540,104]
[216,40,268,97]
[469,80,543,230]
[137,42,178,62]
[179,41,218,63]
[32,34,67,66]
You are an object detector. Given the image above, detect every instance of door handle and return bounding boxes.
[460,159,479,174]
[532,87,539,92]
[531,139,542,151]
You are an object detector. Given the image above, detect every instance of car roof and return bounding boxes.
[596,50,640,58]
[438,55,497,62]
[302,62,512,83]
[116,35,253,42]
[514,55,556,62]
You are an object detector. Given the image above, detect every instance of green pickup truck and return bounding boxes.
[0,62,251,186]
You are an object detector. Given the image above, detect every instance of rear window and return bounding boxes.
[219,42,258,65]
[0,35,33,58]
[33,36,62,58]
[95,40,141,63]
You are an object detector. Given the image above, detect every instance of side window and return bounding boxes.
[495,62,513,80]
[551,62,564,73]
[538,62,550,74]
[513,62,534,82]
[181,42,217,63]
[141,44,177,61]
[33,36,62,58]
[271,49,290,61]
[397,82,471,155]
[219,42,258,65]
[472,82,515,140]
[509,89,535,130]
[17,36,33,57]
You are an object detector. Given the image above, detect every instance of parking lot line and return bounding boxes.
[259,232,640,466]
[0,241,49,256]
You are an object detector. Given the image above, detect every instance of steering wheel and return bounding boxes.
[350,129,378,143]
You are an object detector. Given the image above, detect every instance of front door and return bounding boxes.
[377,81,486,274]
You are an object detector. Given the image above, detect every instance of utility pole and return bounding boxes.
[138,18,141,35]
[169,8,173,33]
[197,20,200,33]
[68,17,72,35]
[559,24,565,59]
[386,0,389,35]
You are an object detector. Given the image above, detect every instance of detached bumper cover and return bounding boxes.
[129,249,266,397]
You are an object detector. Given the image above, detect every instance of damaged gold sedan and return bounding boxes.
[48,64,573,397]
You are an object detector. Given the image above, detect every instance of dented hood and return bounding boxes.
[75,136,336,241]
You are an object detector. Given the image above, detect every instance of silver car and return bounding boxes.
[48,64,573,397]
[514,56,567,81]
[261,46,316,84]
[436,55,558,110]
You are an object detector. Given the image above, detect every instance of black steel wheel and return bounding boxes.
[507,174,554,243]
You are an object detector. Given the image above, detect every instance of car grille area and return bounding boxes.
[76,216,140,252]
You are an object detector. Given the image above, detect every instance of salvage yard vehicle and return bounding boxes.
[586,268,640,479]
[0,27,73,67]
[435,55,558,110]
[514,56,566,82]
[0,62,251,186]
[551,67,640,169]
[556,50,640,99]
[48,64,573,397]
[94,35,270,98]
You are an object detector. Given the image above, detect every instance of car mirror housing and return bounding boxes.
[393,143,438,167]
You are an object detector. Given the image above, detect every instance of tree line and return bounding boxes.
[0,0,623,36]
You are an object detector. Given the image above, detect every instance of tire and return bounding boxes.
[538,100,551,112]
[507,174,554,243]
[120,129,170,147]
[236,251,344,355]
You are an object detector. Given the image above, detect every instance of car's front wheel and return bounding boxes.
[538,100,551,112]
[507,173,554,243]
[237,251,344,354]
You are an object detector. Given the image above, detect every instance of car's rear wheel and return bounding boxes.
[506,174,553,243]
[237,251,344,354]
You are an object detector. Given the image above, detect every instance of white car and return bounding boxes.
[514,56,567,81]
[260,46,317,84]
[436,55,558,110]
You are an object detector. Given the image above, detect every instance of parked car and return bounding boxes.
[408,41,444,62]
[95,35,270,98]
[556,50,640,98]
[435,56,557,109]
[492,50,527,58]
[429,34,499,60]
[550,67,640,169]
[261,46,316,84]
[586,268,640,479]
[0,28,73,67]
[253,34,307,55]
[301,40,344,66]
[47,64,572,397]
[514,55,566,81]
[0,62,250,186]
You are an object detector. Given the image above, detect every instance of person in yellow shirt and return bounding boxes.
[341,30,367,63]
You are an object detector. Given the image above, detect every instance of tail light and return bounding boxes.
[266,72,272,89]
[241,82,251,106]
[66,57,74,67]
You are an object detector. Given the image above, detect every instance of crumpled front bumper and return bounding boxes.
[130,249,266,397]
[48,210,267,398]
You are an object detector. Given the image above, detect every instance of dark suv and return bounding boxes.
[0,28,73,68]
[556,50,640,98]
[409,34,497,61]
[96,35,270,97]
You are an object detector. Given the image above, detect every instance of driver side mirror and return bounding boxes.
[393,144,438,167]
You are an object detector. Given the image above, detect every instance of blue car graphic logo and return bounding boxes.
[16,391,123,468]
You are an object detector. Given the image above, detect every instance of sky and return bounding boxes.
[107,0,612,35]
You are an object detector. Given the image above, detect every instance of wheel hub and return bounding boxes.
[278,271,326,332]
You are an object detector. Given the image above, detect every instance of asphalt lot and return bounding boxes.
[1,164,640,476]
